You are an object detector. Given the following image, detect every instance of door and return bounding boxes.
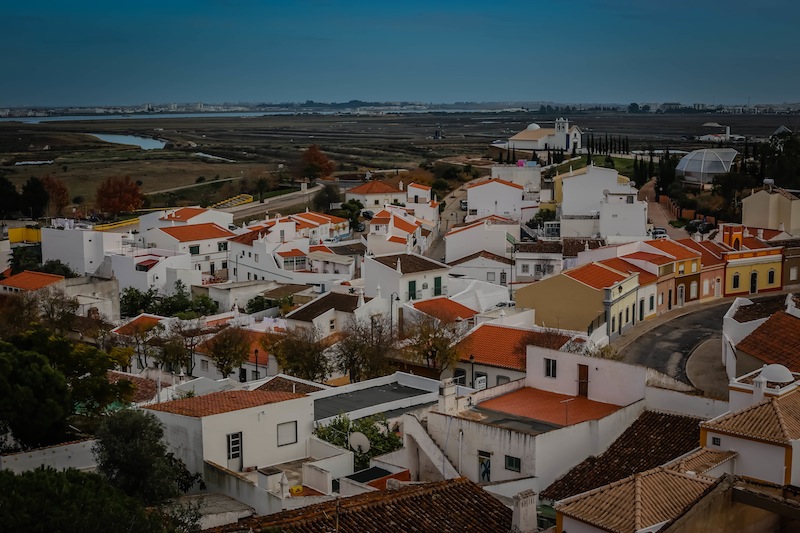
[578,364,589,397]
[677,285,685,307]
[434,276,442,296]
[750,272,758,294]
[478,451,491,482]
[227,432,242,471]
[639,299,645,321]
[408,280,417,300]
[668,289,673,310]
[210,262,215,275]
[715,278,721,298]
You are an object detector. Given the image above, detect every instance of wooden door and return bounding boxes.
[578,364,589,397]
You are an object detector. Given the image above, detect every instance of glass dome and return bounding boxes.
[676,149,738,187]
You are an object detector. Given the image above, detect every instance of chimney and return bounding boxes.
[758,228,764,239]
[753,370,767,404]
[438,378,458,415]
[376,284,382,299]
[399,181,404,191]
[780,222,785,231]
[396,258,402,274]
[280,472,290,499]
[511,490,539,533]
[357,288,365,308]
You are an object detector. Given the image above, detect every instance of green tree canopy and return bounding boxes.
[314,414,402,470]
[312,183,342,213]
[205,326,250,377]
[20,177,49,218]
[333,315,395,383]
[268,326,329,382]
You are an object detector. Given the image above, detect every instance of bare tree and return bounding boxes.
[404,312,464,378]
[333,315,396,383]
[38,286,79,335]
[0,291,40,340]
[172,318,211,376]
[268,326,330,382]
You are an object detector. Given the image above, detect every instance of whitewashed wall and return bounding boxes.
[0,439,96,474]
[704,431,786,485]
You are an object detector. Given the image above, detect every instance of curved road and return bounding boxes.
[619,303,729,384]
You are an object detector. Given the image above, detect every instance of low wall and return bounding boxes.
[302,462,332,494]
[339,476,377,497]
[306,451,353,483]
[645,386,729,419]
[0,439,96,474]
[203,461,282,516]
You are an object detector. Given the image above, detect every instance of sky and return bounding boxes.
[2,0,798,107]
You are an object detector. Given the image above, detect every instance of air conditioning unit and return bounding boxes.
[205,256,211,261]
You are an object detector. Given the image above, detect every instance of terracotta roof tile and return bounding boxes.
[0,270,64,291]
[564,262,628,290]
[742,236,769,249]
[458,324,570,372]
[448,250,513,266]
[557,468,714,533]
[541,411,701,501]
[670,448,737,475]
[159,222,234,243]
[744,226,784,240]
[208,478,511,533]
[733,295,793,323]
[478,387,622,426]
[293,211,348,225]
[675,238,725,267]
[347,181,403,195]
[408,182,431,191]
[735,312,800,370]
[392,215,421,234]
[467,177,524,190]
[387,235,407,244]
[276,248,306,257]
[112,314,166,336]
[599,258,658,285]
[107,370,158,403]
[701,388,800,444]
[413,297,476,322]
[562,238,606,258]
[159,207,207,221]
[515,240,563,254]
[371,253,447,274]
[646,239,701,261]
[145,390,303,417]
[621,251,672,265]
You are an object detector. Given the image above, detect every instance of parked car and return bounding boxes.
[362,210,374,220]
[496,301,516,308]
[323,236,339,244]
[698,222,715,234]
[651,227,668,239]
[354,222,365,232]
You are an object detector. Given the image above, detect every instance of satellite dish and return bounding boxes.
[602,189,610,198]
[348,431,371,454]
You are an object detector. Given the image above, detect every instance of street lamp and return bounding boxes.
[254,348,259,379]
[389,292,401,337]
[469,354,475,388]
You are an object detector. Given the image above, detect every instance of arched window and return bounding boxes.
[732,273,740,289]
[768,269,775,285]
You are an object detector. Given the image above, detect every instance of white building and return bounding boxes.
[138,206,234,235]
[146,223,235,276]
[41,226,123,276]
[465,178,537,222]
[365,208,424,256]
[448,250,514,288]
[363,252,450,305]
[106,247,201,295]
[345,180,406,209]
[504,119,582,152]
[444,215,519,263]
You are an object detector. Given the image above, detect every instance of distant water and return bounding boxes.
[89,133,166,150]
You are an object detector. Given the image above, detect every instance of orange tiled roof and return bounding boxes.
[621,251,672,266]
[745,226,784,240]
[293,211,348,225]
[146,390,303,417]
[646,239,700,261]
[556,468,714,533]
[387,235,407,244]
[113,314,165,336]
[458,325,570,372]
[159,222,234,243]
[413,297,476,322]
[309,245,333,253]
[736,312,800,371]
[408,182,431,191]
[670,448,737,475]
[159,207,207,221]
[675,239,725,267]
[599,258,658,285]
[0,270,64,291]
[229,227,265,246]
[276,248,306,257]
[467,178,524,190]
[478,387,622,426]
[742,237,768,250]
[701,388,800,444]
[448,250,513,266]
[208,477,511,533]
[347,181,403,195]
[564,263,628,290]
[393,215,421,234]
[107,370,158,403]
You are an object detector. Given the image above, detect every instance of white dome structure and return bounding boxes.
[526,123,541,130]
[760,364,795,384]
[676,148,738,188]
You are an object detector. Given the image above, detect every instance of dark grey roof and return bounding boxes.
[286,292,369,323]
[472,406,561,435]
[371,253,448,274]
[329,242,367,256]
[314,382,430,421]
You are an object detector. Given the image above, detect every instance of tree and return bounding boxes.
[314,414,402,470]
[628,102,640,113]
[171,318,210,376]
[95,176,143,218]
[333,315,395,383]
[37,285,79,335]
[312,182,342,213]
[0,341,70,448]
[255,176,270,203]
[338,198,363,228]
[38,259,79,278]
[299,144,335,181]
[0,176,21,217]
[527,208,556,228]
[0,467,163,533]
[94,410,202,506]
[20,177,49,218]
[206,326,250,377]
[0,291,40,340]
[403,312,463,378]
[41,175,70,217]
[120,286,158,318]
[8,244,42,274]
[268,326,330,382]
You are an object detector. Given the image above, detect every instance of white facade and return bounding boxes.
[444,217,519,263]
[597,191,649,240]
[702,430,786,485]
[107,247,201,294]
[466,179,536,222]
[448,254,514,287]
[345,186,406,208]
[366,208,425,256]
[42,227,123,276]
[491,164,542,189]
[138,207,233,234]
[363,254,450,304]
[146,226,232,275]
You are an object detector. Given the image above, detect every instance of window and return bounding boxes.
[690,281,698,299]
[329,319,335,332]
[505,455,521,472]
[649,295,655,311]
[500,272,507,285]
[712,436,721,446]
[277,421,297,446]
[497,375,510,386]
[545,358,557,378]
[374,199,380,205]
[625,307,629,323]
[233,268,237,276]
[222,261,228,269]
[702,280,709,295]
[678,264,685,275]
[201,359,209,371]
[453,368,467,386]
[626,196,634,204]
[279,230,285,241]
[255,254,259,263]
[189,245,200,255]
[227,432,242,460]
[218,242,228,252]
[521,264,530,274]
[658,293,663,306]
[768,269,775,284]
[732,273,740,289]
[791,267,798,281]
[611,316,616,332]
[247,272,252,280]
[487,272,496,282]
[252,370,260,380]
[691,262,697,273]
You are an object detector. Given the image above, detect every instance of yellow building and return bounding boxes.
[719,224,783,297]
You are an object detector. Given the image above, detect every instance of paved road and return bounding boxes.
[619,303,729,384]
[426,186,469,261]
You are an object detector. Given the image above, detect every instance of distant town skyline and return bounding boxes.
[3,0,798,108]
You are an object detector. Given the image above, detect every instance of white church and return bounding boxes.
[497,118,582,152]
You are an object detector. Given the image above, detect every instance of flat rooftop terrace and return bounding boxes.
[313,382,430,421]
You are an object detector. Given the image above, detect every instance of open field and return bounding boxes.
[0,112,793,210]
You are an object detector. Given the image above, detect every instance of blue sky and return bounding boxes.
[2,0,797,106]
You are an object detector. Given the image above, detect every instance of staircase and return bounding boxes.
[212,194,253,209]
